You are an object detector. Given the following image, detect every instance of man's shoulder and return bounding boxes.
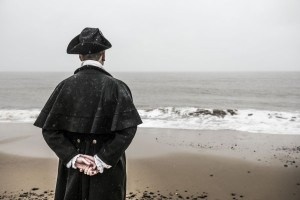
[111,78,131,92]
[58,73,131,92]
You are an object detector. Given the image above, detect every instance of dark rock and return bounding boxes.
[190,109,212,116]
[275,116,286,119]
[227,109,237,115]
[19,193,28,197]
[212,109,227,117]
[199,194,207,198]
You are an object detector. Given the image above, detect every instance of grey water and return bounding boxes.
[0,71,299,112]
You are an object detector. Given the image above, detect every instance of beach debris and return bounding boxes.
[0,189,55,200]
[198,194,208,198]
[276,146,300,153]
[126,192,136,198]
[230,192,246,200]
[124,189,211,199]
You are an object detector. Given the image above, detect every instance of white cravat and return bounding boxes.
[66,60,112,172]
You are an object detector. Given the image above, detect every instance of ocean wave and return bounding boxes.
[0,107,299,134]
[0,109,40,123]
[139,107,300,134]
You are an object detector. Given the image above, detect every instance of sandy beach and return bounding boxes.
[0,123,300,200]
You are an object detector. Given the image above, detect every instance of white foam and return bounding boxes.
[138,107,300,135]
[0,107,299,134]
[0,109,40,123]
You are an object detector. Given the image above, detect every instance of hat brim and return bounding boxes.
[67,35,112,54]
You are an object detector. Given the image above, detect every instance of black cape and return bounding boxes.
[34,65,142,134]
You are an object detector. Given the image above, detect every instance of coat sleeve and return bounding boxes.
[42,129,79,165]
[96,126,137,167]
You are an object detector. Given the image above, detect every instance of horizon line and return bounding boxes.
[0,70,300,73]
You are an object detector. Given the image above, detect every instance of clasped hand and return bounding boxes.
[75,155,99,176]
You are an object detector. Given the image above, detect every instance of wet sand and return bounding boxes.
[0,123,300,199]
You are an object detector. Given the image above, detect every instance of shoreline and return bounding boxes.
[1,104,300,135]
[0,123,300,199]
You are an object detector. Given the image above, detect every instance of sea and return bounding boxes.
[0,71,299,135]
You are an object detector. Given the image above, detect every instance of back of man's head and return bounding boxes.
[79,51,104,61]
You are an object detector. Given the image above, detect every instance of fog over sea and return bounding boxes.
[0,71,299,135]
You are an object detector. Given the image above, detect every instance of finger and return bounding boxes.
[75,162,82,169]
[89,170,99,176]
[92,163,97,170]
[81,157,96,169]
[87,167,93,176]
[75,163,86,172]
[81,155,95,162]
[84,166,90,174]
[87,168,96,176]
[76,163,87,171]
[76,162,86,168]
[89,161,96,169]
[78,157,91,166]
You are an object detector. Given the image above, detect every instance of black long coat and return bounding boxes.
[34,65,142,200]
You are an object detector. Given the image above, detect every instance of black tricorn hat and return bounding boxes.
[67,27,112,54]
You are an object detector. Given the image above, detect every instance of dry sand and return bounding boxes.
[0,123,300,200]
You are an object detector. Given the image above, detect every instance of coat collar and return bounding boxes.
[74,65,113,77]
[81,60,103,68]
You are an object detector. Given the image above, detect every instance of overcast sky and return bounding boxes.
[0,0,299,72]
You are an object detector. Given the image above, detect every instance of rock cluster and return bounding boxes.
[189,109,238,118]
